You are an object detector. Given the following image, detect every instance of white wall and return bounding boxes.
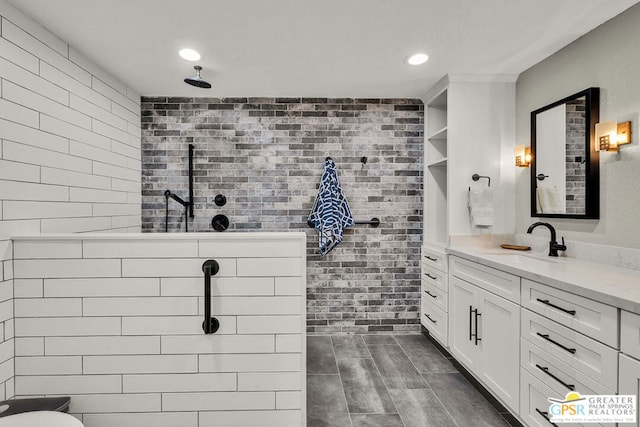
[12,233,306,427]
[0,239,13,399]
[516,3,640,248]
[447,77,516,237]
[0,0,142,238]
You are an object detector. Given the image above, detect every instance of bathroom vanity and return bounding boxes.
[421,242,640,427]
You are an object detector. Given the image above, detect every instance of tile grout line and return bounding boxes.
[364,337,406,427]
[330,335,354,427]
[393,335,462,427]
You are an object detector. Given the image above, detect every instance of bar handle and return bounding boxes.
[202,260,220,334]
[536,298,576,316]
[536,364,575,390]
[473,309,482,345]
[425,255,437,262]
[536,332,577,354]
[535,408,558,427]
[424,290,437,299]
[424,273,437,280]
[424,314,437,324]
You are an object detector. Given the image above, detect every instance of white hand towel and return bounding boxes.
[468,187,493,227]
[536,187,562,214]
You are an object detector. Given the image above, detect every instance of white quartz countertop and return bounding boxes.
[446,246,640,314]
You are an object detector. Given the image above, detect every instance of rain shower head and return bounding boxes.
[184,65,212,89]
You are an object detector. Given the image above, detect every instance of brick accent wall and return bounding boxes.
[141,97,423,333]
[565,98,586,215]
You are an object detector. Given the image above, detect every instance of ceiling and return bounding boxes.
[7,0,640,98]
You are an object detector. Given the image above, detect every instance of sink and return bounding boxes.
[483,253,558,268]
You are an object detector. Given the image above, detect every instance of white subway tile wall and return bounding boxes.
[13,234,306,426]
[0,1,142,238]
[0,239,12,399]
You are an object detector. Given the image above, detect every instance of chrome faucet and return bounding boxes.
[526,222,566,257]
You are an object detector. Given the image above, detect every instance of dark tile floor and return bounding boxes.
[307,334,515,427]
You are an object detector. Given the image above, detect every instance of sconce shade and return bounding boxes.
[595,120,632,152]
[515,144,531,167]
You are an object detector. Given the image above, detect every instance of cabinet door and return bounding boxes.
[478,287,520,413]
[619,354,640,427]
[449,276,480,372]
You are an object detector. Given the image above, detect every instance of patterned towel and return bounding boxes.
[308,158,354,255]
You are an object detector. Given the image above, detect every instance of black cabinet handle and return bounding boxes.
[202,260,220,334]
[424,314,437,324]
[424,273,437,280]
[425,255,437,262]
[424,290,437,299]
[536,332,577,354]
[469,305,473,341]
[473,309,481,345]
[536,364,575,390]
[536,298,576,316]
[535,408,558,427]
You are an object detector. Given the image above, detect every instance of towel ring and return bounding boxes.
[471,174,491,187]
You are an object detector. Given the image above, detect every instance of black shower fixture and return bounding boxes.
[211,214,229,232]
[163,144,195,232]
[214,194,227,207]
[184,65,212,89]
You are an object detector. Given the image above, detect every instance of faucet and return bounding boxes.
[526,222,566,257]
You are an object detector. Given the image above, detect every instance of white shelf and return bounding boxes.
[427,158,448,168]
[427,127,448,141]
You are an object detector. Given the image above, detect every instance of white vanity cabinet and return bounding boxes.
[520,279,618,427]
[421,245,449,346]
[449,256,521,412]
[619,310,640,427]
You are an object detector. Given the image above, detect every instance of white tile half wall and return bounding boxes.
[12,232,307,427]
[0,0,142,238]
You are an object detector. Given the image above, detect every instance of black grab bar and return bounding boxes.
[202,260,220,334]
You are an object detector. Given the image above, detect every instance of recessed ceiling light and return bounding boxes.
[407,53,429,65]
[179,48,201,61]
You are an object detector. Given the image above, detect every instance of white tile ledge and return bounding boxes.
[447,246,640,315]
[11,232,306,241]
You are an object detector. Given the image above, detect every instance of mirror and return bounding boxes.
[530,87,600,219]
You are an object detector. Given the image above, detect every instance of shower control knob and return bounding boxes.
[214,194,227,207]
[211,214,229,232]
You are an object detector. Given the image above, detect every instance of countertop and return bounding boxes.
[446,245,640,315]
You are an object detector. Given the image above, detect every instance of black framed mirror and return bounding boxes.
[530,87,600,219]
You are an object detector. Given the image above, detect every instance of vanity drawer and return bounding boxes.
[421,279,448,312]
[521,338,614,396]
[421,298,448,347]
[621,310,640,360]
[421,246,448,273]
[522,279,618,348]
[421,264,448,293]
[449,256,520,304]
[521,309,618,391]
[520,369,609,427]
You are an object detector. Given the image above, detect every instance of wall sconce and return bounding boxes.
[515,144,531,167]
[595,120,632,152]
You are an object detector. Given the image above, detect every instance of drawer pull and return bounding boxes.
[425,255,437,262]
[535,408,558,427]
[536,332,577,354]
[536,364,575,390]
[424,290,437,299]
[424,273,437,280]
[424,313,437,324]
[536,298,576,315]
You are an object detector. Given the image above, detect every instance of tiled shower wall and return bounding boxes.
[0,239,13,399]
[141,98,424,333]
[565,99,586,215]
[0,0,142,238]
